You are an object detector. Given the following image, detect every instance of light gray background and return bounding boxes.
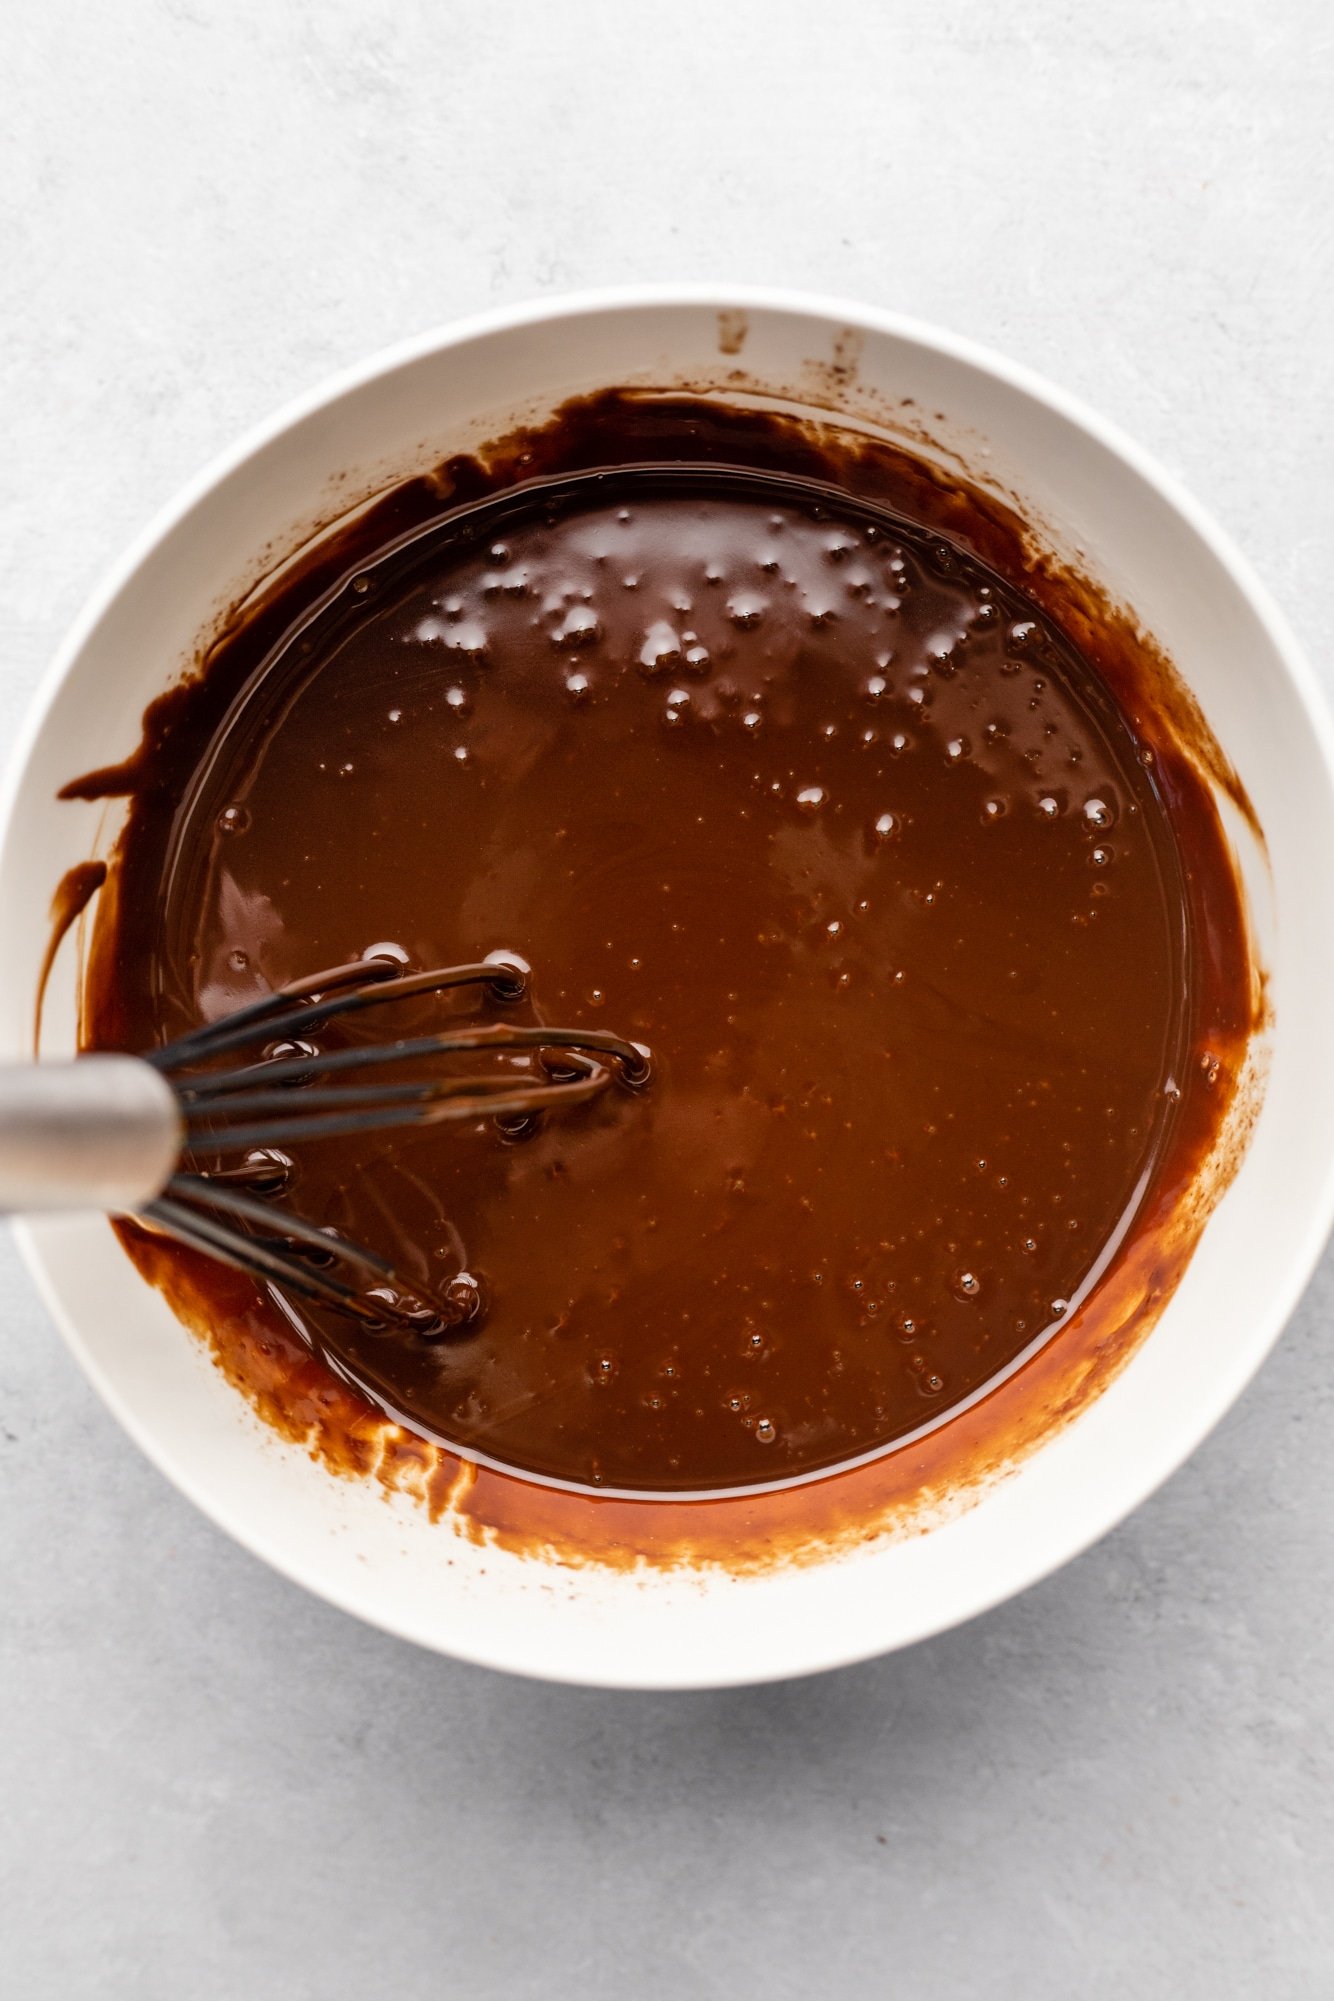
[2,3,1331,1994]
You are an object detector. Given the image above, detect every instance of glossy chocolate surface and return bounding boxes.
[75,397,1252,1495]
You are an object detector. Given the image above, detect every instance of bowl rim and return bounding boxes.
[6,283,1334,1685]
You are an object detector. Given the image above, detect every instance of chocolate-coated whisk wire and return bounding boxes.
[138,953,651,1335]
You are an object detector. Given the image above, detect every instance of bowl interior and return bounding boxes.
[5,292,1333,1687]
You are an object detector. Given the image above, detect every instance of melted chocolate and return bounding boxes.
[35,860,107,1052]
[75,395,1255,1503]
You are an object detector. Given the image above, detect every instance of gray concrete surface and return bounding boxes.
[2,2,1332,1993]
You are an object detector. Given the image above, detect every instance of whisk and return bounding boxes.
[0,952,651,1332]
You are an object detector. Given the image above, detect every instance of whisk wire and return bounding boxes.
[144,1194,399,1327]
[150,956,528,1073]
[135,954,651,1336]
[176,1021,647,1098]
[179,1072,609,1147]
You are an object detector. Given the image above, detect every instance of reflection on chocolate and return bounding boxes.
[75,395,1255,1501]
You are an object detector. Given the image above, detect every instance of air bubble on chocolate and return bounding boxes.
[441,621,489,659]
[1050,1297,1070,1319]
[639,621,683,675]
[1001,620,1037,669]
[983,798,1007,823]
[482,567,531,601]
[865,674,888,702]
[1038,795,1060,818]
[264,1036,319,1068]
[684,642,712,672]
[364,1283,437,1331]
[754,1418,778,1445]
[589,1353,618,1388]
[553,605,601,648]
[445,685,469,714]
[663,688,691,727]
[795,785,826,814]
[953,1270,981,1300]
[235,1147,294,1196]
[946,737,968,763]
[1084,797,1115,829]
[565,671,592,703]
[442,1270,485,1324]
[217,804,250,836]
[742,710,763,733]
[1090,845,1112,867]
[727,591,767,629]
[872,811,898,842]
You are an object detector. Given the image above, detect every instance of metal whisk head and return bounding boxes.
[0,953,650,1337]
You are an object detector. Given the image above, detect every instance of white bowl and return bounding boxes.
[4,287,1333,1688]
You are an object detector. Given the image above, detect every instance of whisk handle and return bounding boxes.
[0,1056,182,1215]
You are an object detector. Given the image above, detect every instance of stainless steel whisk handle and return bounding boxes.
[0,1057,183,1214]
